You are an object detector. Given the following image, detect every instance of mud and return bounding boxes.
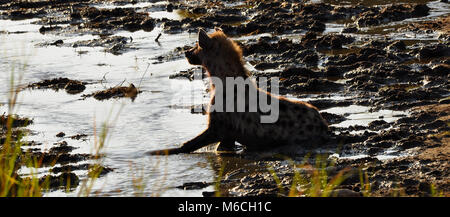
[403,15,450,37]
[176,181,212,190]
[1,114,33,128]
[27,77,87,94]
[1,0,449,196]
[354,4,430,28]
[0,113,108,192]
[200,103,450,197]
[40,172,80,189]
[37,35,135,55]
[81,83,140,100]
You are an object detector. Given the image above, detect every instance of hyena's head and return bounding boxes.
[185,28,246,77]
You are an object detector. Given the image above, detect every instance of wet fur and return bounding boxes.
[148,29,329,155]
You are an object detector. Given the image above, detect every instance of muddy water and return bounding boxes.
[0,19,215,196]
[0,0,447,196]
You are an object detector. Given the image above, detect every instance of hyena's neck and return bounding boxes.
[203,61,249,85]
[203,63,261,105]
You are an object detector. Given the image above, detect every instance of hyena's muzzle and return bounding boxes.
[185,47,202,65]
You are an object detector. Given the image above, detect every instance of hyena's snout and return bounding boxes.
[185,48,202,65]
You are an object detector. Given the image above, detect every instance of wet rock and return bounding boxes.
[355,4,430,28]
[308,99,353,110]
[302,34,355,50]
[72,35,132,55]
[169,67,205,81]
[39,25,62,34]
[27,77,87,94]
[52,163,112,176]
[396,136,424,150]
[419,120,447,130]
[166,3,174,12]
[386,41,406,51]
[366,128,409,144]
[254,62,281,71]
[367,147,382,156]
[30,151,91,166]
[370,141,395,149]
[176,181,211,190]
[78,6,156,32]
[229,173,280,197]
[191,7,207,14]
[342,26,358,33]
[40,172,79,189]
[56,132,65,137]
[396,112,437,125]
[202,191,216,197]
[64,80,87,94]
[320,112,347,125]
[243,38,303,56]
[439,97,450,104]
[429,64,450,77]
[49,141,77,153]
[162,20,183,33]
[206,14,246,24]
[280,67,319,78]
[288,78,344,93]
[330,189,362,197]
[368,120,389,131]
[417,44,450,59]
[69,134,88,140]
[70,11,82,19]
[50,39,64,46]
[1,114,33,128]
[141,18,156,32]
[82,83,139,101]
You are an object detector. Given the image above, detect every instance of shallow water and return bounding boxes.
[0,0,447,196]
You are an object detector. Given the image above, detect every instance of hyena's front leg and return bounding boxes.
[147,128,219,155]
[216,137,236,152]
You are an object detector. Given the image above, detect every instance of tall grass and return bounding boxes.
[0,57,46,197]
[77,106,123,197]
[277,154,351,197]
[359,168,371,197]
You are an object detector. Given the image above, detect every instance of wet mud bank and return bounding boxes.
[168,0,448,197]
[1,112,113,191]
[202,103,449,197]
[0,0,448,196]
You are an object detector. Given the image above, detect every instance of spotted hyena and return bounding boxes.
[149,28,329,155]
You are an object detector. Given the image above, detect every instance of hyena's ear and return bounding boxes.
[198,28,212,49]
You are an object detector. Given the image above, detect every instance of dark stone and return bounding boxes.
[176,181,211,190]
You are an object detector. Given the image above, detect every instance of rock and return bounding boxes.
[176,181,211,190]
[141,18,155,32]
[368,120,388,130]
[166,3,174,12]
[27,77,87,94]
[50,39,64,46]
[387,41,406,51]
[330,189,362,197]
[82,83,140,101]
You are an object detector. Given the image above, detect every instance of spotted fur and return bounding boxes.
[149,29,329,155]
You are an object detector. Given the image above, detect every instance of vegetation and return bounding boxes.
[0,57,44,197]
[267,154,351,197]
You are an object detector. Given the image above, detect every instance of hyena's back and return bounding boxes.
[215,94,329,151]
